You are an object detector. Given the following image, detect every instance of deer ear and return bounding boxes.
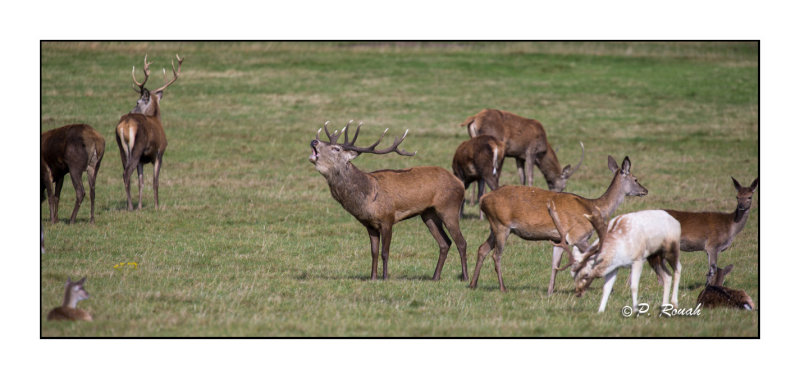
[65,278,72,287]
[621,157,631,175]
[561,164,571,177]
[343,150,359,161]
[608,156,618,173]
[77,277,86,285]
[721,264,734,276]
[732,177,743,192]
[749,177,759,190]
[154,91,164,101]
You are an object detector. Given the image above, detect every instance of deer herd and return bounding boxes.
[42,53,757,322]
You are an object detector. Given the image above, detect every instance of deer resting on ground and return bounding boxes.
[47,277,92,322]
[696,264,754,310]
[309,121,469,281]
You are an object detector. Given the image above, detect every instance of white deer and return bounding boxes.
[570,209,682,313]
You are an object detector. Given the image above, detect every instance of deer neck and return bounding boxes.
[63,288,78,309]
[539,145,562,187]
[590,172,625,220]
[731,206,751,233]
[324,162,376,215]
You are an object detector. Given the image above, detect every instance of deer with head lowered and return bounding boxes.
[664,177,758,284]
[115,54,183,210]
[461,109,583,192]
[469,155,648,295]
[568,209,682,313]
[451,135,506,220]
[41,124,106,224]
[309,121,469,281]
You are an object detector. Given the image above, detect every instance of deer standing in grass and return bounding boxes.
[664,177,758,284]
[309,121,469,281]
[41,124,106,224]
[116,54,183,210]
[696,264,754,310]
[47,277,92,322]
[451,135,505,220]
[469,156,648,295]
[569,210,682,313]
[461,108,583,191]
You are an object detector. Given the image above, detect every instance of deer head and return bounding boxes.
[309,120,416,177]
[732,177,758,221]
[608,155,648,197]
[64,277,90,308]
[549,142,585,192]
[130,54,183,116]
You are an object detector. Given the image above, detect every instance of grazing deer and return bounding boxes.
[469,156,648,295]
[460,109,583,191]
[451,135,506,220]
[309,121,469,281]
[41,124,106,224]
[47,277,93,322]
[664,177,758,284]
[696,264,754,310]
[116,54,183,210]
[569,210,682,313]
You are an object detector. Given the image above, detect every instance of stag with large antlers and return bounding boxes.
[461,109,584,192]
[469,156,648,295]
[309,121,469,281]
[115,54,183,210]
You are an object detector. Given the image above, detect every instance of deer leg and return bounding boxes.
[67,167,86,224]
[630,260,645,311]
[491,227,510,292]
[548,246,565,296]
[470,232,495,289]
[87,163,99,224]
[524,152,535,186]
[705,248,719,286]
[367,227,380,280]
[153,153,163,210]
[136,162,144,210]
[598,268,619,313]
[379,225,393,280]
[647,256,670,307]
[53,175,65,223]
[44,171,57,224]
[668,248,681,306]
[440,210,469,281]
[422,211,451,281]
[515,158,525,185]
[122,159,136,211]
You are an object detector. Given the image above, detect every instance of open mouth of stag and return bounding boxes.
[309,141,319,163]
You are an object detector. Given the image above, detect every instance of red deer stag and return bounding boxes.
[664,177,758,284]
[469,156,648,295]
[696,264,754,310]
[309,121,469,281]
[461,109,583,192]
[41,124,106,224]
[451,135,505,220]
[115,54,183,210]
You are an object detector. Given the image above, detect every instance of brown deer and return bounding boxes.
[115,54,183,210]
[47,277,93,322]
[451,135,506,220]
[41,124,106,224]
[461,108,583,191]
[664,177,758,284]
[309,121,469,281]
[696,264,754,310]
[469,155,648,295]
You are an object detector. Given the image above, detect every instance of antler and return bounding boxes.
[152,54,183,93]
[564,141,585,179]
[568,205,608,273]
[317,120,416,156]
[131,54,152,92]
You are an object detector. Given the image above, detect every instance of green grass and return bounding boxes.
[40,41,758,337]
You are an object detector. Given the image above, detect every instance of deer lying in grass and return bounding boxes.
[664,177,758,284]
[696,264,754,310]
[47,277,92,322]
[41,124,106,224]
[451,135,505,220]
[116,54,183,210]
[460,108,583,191]
[569,210,682,313]
[469,156,648,295]
[309,121,469,281]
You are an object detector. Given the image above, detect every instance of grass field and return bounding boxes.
[40,41,758,337]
